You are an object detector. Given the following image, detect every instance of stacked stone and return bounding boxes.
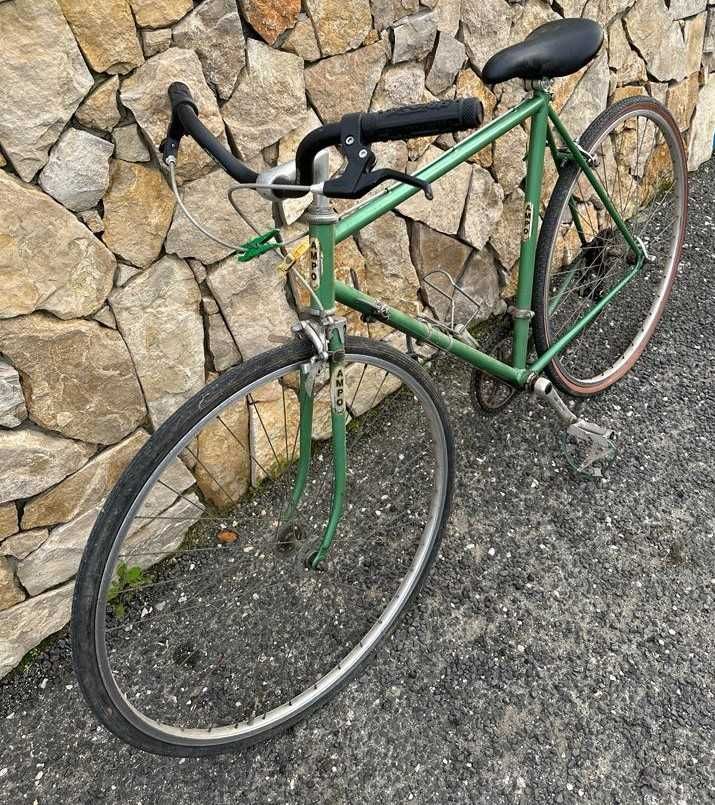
[0,0,713,677]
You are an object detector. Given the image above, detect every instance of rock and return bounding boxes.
[305,0,373,57]
[206,310,241,372]
[188,259,208,285]
[238,0,300,45]
[129,0,193,27]
[460,165,505,250]
[78,209,105,234]
[667,74,699,132]
[122,494,202,572]
[608,18,647,87]
[0,171,116,320]
[0,427,95,505]
[454,247,502,323]
[102,160,176,268]
[400,145,472,236]
[194,397,250,506]
[625,0,688,83]
[0,558,25,612]
[165,168,272,264]
[426,33,466,95]
[0,581,74,680]
[462,0,515,73]
[126,458,195,540]
[356,212,421,317]
[669,0,707,18]
[371,0,419,31]
[91,305,116,329]
[508,0,559,46]
[489,189,525,271]
[283,13,322,62]
[207,254,296,360]
[111,256,205,427]
[688,77,715,171]
[57,0,143,74]
[391,11,438,64]
[306,43,387,122]
[222,40,306,158]
[558,50,609,138]
[0,0,93,181]
[492,124,528,194]
[0,314,147,445]
[208,253,299,359]
[433,0,460,35]
[115,264,142,286]
[173,0,246,99]
[0,362,27,429]
[113,124,150,162]
[121,47,228,182]
[75,76,121,132]
[141,28,173,57]
[38,129,114,212]
[0,529,48,561]
[17,507,99,596]
[0,504,18,541]
[409,223,472,320]
[372,61,426,110]
[684,12,707,75]
[249,380,300,485]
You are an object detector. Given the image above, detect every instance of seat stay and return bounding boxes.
[547,104,642,258]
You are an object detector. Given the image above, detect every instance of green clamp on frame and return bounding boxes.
[236,229,281,262]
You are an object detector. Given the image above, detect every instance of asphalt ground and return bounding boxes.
[0,158,713,804]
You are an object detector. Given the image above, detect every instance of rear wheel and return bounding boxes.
[533,97,688,396]
[72,336,454,756]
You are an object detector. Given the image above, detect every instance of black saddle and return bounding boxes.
[482,18,604,85]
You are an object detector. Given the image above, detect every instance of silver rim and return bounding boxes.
[92,350,449,748]
[544,105,687,388]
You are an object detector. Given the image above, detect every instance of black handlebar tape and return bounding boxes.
[360,99,483,143]
[165,82,258,185]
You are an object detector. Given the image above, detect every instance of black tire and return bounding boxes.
[72,336,455,756]
[533,97,688,396]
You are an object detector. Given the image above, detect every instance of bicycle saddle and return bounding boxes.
[482,18,603,85]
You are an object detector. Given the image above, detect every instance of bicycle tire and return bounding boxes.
[72,336,455,756]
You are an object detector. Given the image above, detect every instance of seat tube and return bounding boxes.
[512,90,549,370]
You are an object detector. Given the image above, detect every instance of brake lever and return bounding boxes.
[363,168,434,200]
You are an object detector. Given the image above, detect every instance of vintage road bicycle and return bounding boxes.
[72,19,687,755]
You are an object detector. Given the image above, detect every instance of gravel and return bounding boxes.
[0,159,713,804]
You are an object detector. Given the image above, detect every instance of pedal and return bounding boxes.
[530,377,617,478]
[559,419,617,478]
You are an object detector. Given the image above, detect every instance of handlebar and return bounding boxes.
[163,82,258,184]
[162,83,483,198]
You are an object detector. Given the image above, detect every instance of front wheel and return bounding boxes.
[72,336,454,756]
[533,97,688,396]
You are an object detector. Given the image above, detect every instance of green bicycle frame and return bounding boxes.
[298,88,644,564]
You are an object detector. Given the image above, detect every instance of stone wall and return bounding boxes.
[0,0,714,677]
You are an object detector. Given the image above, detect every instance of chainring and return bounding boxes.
[470,325,520,415]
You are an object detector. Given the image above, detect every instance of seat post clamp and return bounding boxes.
[507,305,535,320]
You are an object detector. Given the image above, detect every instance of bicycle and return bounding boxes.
[72,18,688,755]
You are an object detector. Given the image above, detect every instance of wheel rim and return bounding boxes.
[92,349,449,748]
[543,104,687,390]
